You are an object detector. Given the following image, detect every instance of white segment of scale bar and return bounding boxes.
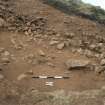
[54,76,63,79]
[39,76,47,79]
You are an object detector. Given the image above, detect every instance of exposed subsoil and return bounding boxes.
[0,0,105,105]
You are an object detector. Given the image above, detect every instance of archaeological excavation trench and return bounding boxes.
[1,0,105,105]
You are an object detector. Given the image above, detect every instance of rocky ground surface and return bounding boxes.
[0,0,105,105]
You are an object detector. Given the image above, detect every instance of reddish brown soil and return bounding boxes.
[0,0,105,97]
[0,31,105,92]
[1,0,105,105]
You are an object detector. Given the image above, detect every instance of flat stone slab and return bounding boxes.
[65,59,91,70]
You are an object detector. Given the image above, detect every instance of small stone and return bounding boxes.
[0,74,4,80]
[49,40,59,45]
[94,66,100,73]
[57,43,65,50]
[47,62,55,67]
[76,48,83,54]
[0,18,6,27]
[89,44,96,50]
[24,31,29,35]
[8,27,16,31]
[26,70,33,75]
[27,29,32,35]
[64,41,71,47]
[56,33,61,37]
[1,57,10,64]
[0,48,5,53]
[3,51,10,56]
[71,48,77,53]
[97,43,103,47]
[37,57,48,64]
[0,68,2,71]
[17,73,27,81]
[65,32,75,38]
[94,65,105,74]
[94,54,100,58]
[101,86,105,90]
[70,33,75,37]
[65,59,90,70]
[100,59,105,66]
[84,50,93,57]
[15,44,23,50]
[31,59,38,65]
[64,71,71,74]
[26,37,33,42]
[38,50,45,56]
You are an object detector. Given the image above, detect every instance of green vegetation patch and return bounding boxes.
[44,0,105,24]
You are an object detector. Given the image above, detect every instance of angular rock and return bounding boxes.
[65,59,90,70]
[17,73,27,81]
[57,43,65,50]
[38,50,45,56]
[49,40,59,45]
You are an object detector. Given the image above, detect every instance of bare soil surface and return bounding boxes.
[0,0,105,105]
[0,31,105,92]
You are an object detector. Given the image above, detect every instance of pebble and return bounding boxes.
[0,74,4,80]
